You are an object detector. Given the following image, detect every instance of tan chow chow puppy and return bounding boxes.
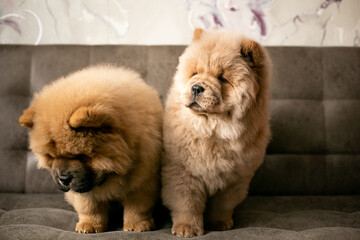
[19,65,163,233]
[161,29,271,237]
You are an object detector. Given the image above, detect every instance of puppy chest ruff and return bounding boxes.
[187,142,241,194]
[175,123,248,195]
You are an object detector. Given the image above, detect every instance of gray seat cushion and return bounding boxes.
[0,194,359,240]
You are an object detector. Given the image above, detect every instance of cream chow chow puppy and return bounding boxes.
[161,29,271,237]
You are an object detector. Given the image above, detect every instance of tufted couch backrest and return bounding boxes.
[0,46,359,195]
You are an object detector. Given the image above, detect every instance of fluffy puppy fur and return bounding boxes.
[19,65,163,233]
[161,29,271,237]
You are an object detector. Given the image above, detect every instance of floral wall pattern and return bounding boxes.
[0,0,359,46]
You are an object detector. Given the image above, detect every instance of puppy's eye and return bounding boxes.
[191,72,198,77]
[46,153,54,159]
[76,154,91,162]
[218,75,228,83]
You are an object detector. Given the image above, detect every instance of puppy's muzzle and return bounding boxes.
[58,174,73,186]
[53,171,72,192]
[191,84,205,96]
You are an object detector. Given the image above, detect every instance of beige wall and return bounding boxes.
[0,0,359,46]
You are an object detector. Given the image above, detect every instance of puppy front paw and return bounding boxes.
[123,218,155,232]
[75,221,106,233]
[209,218,233,231]
[172,223,204,238]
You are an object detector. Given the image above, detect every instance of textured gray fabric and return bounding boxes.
[323,48,360,100]
[1,225,359,240]
[147,46,186,102]
[324,100,360,153]
[268,100,326,154]
[0,45,359,239]
[269,47,323,100]
[0,150,27,193]
[25,153,60,194]
[0,194,359,240]
[251,154,360,195]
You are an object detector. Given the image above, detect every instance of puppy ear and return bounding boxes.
[240,39,264,68]
[19,107,35,128]
[192,28,204,42]
[69,106,113,129]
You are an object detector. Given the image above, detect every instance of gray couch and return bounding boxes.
[0,45,359,240]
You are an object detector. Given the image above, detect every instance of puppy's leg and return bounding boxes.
[66,193,109,233]
[162,163,206,238]
[76,206,109,234]
[206,178,251,231]
[122,188,157,232]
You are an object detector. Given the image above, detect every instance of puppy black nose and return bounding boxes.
[191,85,205,96]
[58,174,72,186]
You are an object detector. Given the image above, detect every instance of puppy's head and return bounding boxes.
[19,101,128,193]
[176,29,269,118]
